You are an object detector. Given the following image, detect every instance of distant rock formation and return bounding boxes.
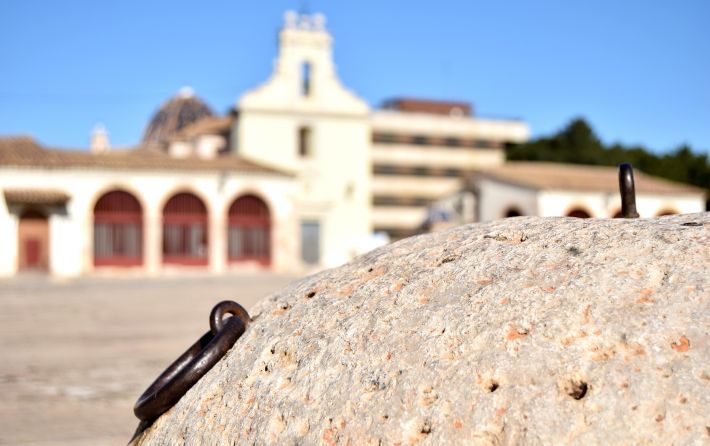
[131,214,709,445]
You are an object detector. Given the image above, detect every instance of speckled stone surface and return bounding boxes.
[132,214,709,445]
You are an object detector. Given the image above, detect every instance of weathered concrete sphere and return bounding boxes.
[132,214,709,445]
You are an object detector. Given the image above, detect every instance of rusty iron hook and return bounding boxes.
[618,163,640,218]
[133,300,250,422]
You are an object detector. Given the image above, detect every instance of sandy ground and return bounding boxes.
[0,272,301,445]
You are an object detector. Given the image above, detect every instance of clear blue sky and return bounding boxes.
[1,1,708,154]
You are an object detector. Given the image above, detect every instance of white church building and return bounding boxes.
[0,11,705,278]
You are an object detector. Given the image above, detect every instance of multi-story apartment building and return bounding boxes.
[370,99,528,239]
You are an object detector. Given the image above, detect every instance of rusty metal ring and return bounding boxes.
[133,300,250,421]
[210,300,250,335]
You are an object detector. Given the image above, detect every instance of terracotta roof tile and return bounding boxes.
[4,188,70,205]
[171,116,234,141]
[0,136,291,176]
[476,162,704,196]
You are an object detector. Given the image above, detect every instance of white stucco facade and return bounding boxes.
[0,166,296,278]
[536,190,704,219]
[477,178,539,221]
[474,167,706,222]
[425,162,706,230]
[236,12,372,266]
[371,111,529,143]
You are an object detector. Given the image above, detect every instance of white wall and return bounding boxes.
[372,176,462,199]
[477,178,538,221]
[372,144,504,169]
[538,190,706,218]
[632,194,704,216]
[479,178,705,221]
[372,206,428,229]
[49,201,84,277]
[538,190,608,218]
[196,135,226,159]
[238,114,371,269]
[0,192,17,277]
[371,110,530,144]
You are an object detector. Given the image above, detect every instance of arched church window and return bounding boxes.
[656,208,677,216]
[301,61,312,96]
[162,192,208,265]
[93,190,143,266]
[298,126,312,157]
[228,195,271,265]
[567,208,591,218]
[504,207,523,218]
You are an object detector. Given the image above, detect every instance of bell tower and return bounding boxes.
[273,11,333,103]
[235,11,372,268]
[238,11,368,116]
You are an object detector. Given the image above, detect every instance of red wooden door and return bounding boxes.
[18,210,49,271]
[25,239,40,267]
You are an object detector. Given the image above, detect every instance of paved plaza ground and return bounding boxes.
[0,272,301,445]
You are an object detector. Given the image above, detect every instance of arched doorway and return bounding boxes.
[162,192,208,265]
[567,208,591,218]
[18,209,49,272]
[227,195,271,265]
[503,207,523,218]
[656,209,677,216]
[93,190,143,266]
